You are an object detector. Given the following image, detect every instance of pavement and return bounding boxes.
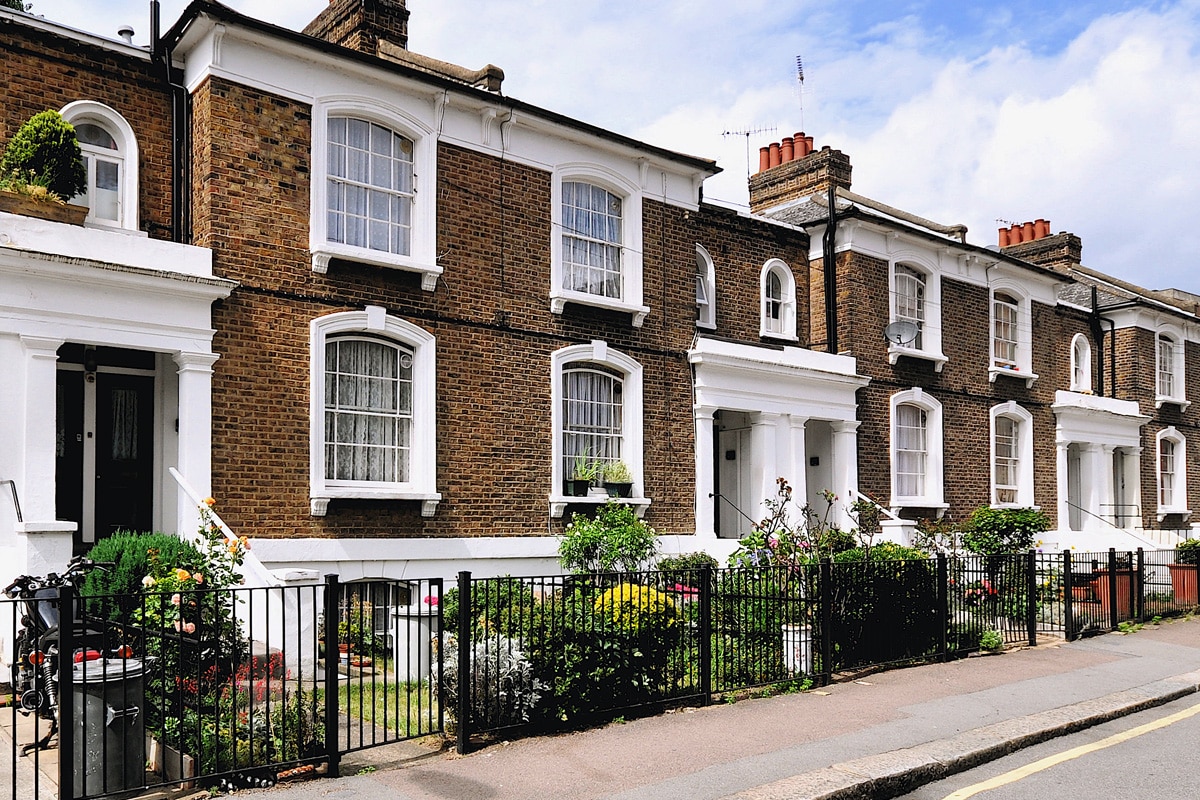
[156,617,1200,799]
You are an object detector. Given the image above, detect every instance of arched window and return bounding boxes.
[759,259,796,340]
[1070,334,1092,392]
[890,388,944,508]
[990,402,1035,506]
[695,244,716,329]
[550,341,644,513]
[60,101,138,230]
[1156,328,1187,408]
[1157,427,1188,520]
[893,265,926,350]
[309,307,438,517]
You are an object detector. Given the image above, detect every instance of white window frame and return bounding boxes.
[1156,426,1190,521]
[309,306,439,517]
[1156,326,1189,409]
[1070,333,1092,393]
[59,100,140,232]
[309,98,440,290]
[549,340,648,518]
[550,164,648,326]
[990,402,1035,507]
[888,261,947,371]
[889,388,946,510]
[759,258,797,341]
[988,280,1037,387]
[696,244,717,329]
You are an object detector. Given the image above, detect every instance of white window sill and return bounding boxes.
[887,344,948,372]
[760,330,799,343]
[311,490,442,518]
[549,494,651,519]
[311,243,441,291]
[550,289,649,327]
[1156,396,1191,411]
[85,220,147,237]
[889,500,949,519]
[1157,507,1192,523]
[990,365,1038,388]
[993,502,1040,511]
[696,320,717,331]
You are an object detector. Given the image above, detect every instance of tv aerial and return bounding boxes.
[883,320,919,346]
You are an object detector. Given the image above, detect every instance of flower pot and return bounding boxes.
[0,191,88,225]
[563,479,590,497]
[1168,563,1199,605]
[1094,569,1134,620]
[782,624,812,675]
[604,482,633,498]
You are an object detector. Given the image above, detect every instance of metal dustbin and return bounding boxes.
[72,657,146,798]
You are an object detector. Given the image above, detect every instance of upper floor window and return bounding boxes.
[326,117,414,257]
[890,388,945,509]
[888,261,946,371]
[550,341,646,516]
[60,101,139,231]
[1156,329,1188,408]
[1157,427,1189,520]
[695,244,716,329]
[990,402,1034,507]
[1070,333,1092,393]
[309,100,439,290]
[989,283,1037,386]
[550,166,647,326]
[309,307,439,517]
[759,259,797,340]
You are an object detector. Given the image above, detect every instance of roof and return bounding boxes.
[161,1,720,176]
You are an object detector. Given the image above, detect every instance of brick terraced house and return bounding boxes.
[0,0,1196,598]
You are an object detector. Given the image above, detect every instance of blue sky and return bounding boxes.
[37,0,1200,291]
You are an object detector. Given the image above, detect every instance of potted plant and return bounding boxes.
[0,109,88,224]
[602,460,634,498]
[1169,539,1200,605]
[564,454,598,497]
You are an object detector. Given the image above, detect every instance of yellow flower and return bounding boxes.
[175,568,191,581]
[238,536,250,550]
[203,497,216,507]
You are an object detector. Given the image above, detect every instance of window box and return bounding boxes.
[989,364,1038,388]
[549,494,651,519]
[0,192,88,225]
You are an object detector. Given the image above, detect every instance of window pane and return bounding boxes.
[325,337,414,483]
[561,182,623,299]
[563,366,623,478]
[75,123,117,150]
[326,117,414,257]
[895,404,926,497]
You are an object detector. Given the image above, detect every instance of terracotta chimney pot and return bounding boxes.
[1033,219,1048,239]
[781,137,795,163]
[1010,223,1023,243]
[805,136,814,155]
[768,142,781,168]
[998,227,1010,247]
[758,146,771,173]
[1022,221,1035,241]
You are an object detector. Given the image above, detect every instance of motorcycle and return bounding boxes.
[4,556,125,754]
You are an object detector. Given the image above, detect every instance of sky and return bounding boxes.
[37,0,1200,292]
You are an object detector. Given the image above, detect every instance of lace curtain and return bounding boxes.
[325,337,413,482]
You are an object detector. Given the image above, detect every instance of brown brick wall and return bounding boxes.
[0,21,174,237]
[192,78,705,539]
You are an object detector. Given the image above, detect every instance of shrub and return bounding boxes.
[559,501,658,574]
[979,629,1004,652]
[0,110,86,200]
[728,479,857,568]
[82,530,206,611]
[960,506,1049,556]
[593,583,679,634]
[440,633,543,729]
[1176,539,1200,566]
[656,552,718,586]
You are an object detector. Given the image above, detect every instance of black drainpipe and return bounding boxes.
[152,0,190,244]
[822,183,838,354]
[1088,286,1105,396]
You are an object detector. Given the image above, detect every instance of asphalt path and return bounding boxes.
[897,693,1200,799]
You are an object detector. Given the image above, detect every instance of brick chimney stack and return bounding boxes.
[998,220,1082,271]
[748,132,852,213]
[304,0,409,55]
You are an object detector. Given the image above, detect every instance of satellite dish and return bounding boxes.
[883,320,919,346]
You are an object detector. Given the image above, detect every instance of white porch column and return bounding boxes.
[750,412,781,520]
[830,420,860,531]
[173,351,220,536]
[1099,445,1116,527]
[694,406,717,538]
[1056,441,1070,532]
[1081,443,1102,531]
[787,416,809,506]
[16,335,74,576]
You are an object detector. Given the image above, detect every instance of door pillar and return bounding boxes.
[750,412,781,521]
[830,420,860,530]
[694,406,717,538]
[173,351,219,536]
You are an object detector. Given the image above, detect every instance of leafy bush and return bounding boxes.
[656,552,718,586]
[82,530,206,613]
[0,110,86,199]
[728,479,857,568]
[1176,539,1200,566]
[713,567,809,686]
[593,583,679,634]
[441,633,544,729]
[960,506,1049,556]
[559,501,658,574]
[979,629,1004,652]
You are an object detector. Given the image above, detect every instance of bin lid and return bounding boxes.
[72,657,145,682]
